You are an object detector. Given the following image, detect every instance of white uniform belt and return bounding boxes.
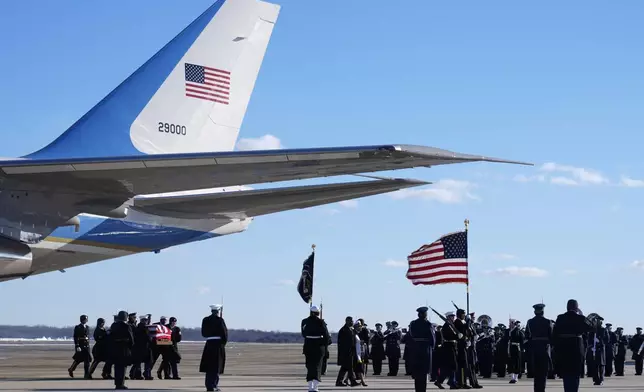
[305,336,324,339]
[511,342,521,346]
[206,336,222,340]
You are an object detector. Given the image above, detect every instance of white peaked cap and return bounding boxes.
[210,304,222,311]
[310,305,320,313]
[445,311,455,317]
[139,314,148,319]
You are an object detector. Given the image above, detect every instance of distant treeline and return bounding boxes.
[0,325,336,343]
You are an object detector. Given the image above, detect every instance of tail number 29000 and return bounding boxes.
[158,122,187,135]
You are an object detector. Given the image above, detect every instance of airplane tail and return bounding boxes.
[26,0,279,159]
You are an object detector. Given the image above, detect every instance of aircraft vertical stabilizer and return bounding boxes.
[26,0,279,159]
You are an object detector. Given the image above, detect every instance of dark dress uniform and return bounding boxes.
[402,331,412,375]
[199,310,228,391]
[335,323,358,386]
[370,327,386,376]
[89,319,111,379]
[108,316,135,390]
[68,318,92,379]
[476,328,494,378]
[525,308,553,392]
[552,308,594,392]
[321,333,331,375]
[605,325,617,377]
[431,326,443,381]
[384,326,402,376]
[629,329,644,375]
[408,311,435,392]
[507,325,524,380]
[587,323,608,385]
[453,317,470,387]
[131,320,151,380]
[435,320,459,389]
[301,312,330,390]
[614,330,628,376]
[168,323,182,379]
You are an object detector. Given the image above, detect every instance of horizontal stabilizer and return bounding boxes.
[131,178,430,219]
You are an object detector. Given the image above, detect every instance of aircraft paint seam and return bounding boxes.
[42,237,149,253]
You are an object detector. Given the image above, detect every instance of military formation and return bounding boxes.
[66,304,228,391]
[301,299,644,392]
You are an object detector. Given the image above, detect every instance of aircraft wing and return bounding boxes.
[0,144,531,199]
[131,177,430,219]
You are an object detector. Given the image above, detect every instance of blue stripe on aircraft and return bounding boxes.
[48,215,217,251]
[24,0,228,160]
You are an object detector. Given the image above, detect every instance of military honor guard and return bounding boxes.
[629,327,644,375]
[301,305,330,392]
[525,304,552,392]
[369,323,386,376]
[434,311,459,390]
[384,321,402,376]
[614,327,628,376]
[604,323,617,377]
[68,314,92,379]
[109,310,135,390]
[586,314,608,385]
[507,320,524,384]
[408,306,435,392]
[200,304,228,392]
[475,315,494,379]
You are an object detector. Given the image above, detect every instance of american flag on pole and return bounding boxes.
[184,63,230,104]
[406,231,469,285]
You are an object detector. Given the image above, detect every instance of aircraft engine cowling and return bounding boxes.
[0,235,33,277]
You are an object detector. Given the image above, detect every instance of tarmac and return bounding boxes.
[0,341,642,391]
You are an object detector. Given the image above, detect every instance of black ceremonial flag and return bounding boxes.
[297,251,315,304]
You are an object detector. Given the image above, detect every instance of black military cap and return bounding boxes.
[128,312,137,317]
[375,323,382,327]
[637,327,642,331]
[533,304,545,311]
[417,306,429,313]
[616,327,623,331]
[456,308,466,315]
[391,321,399,325]
[169,317,177,323]
[606,323,612,327]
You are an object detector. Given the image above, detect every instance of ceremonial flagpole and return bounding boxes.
[465,219,470,317]
[310,244,316,307]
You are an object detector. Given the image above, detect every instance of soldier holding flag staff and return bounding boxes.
[301,305,330,392]
[200,304,228,392]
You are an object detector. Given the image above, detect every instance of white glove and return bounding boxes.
[76,347,81,352]
[458,333,464,339]
[466,340,471,348]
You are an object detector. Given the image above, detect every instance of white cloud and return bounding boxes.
[196,286,211,295]
[631,260,644,269]
[277,279,296,286]
[493,253,517,260]
[390,179,479,204]
[487,266,548,277]
[562,269,578,275]
[550,176,578,186]
[620,176,644,188]
[383,259,407,268]
[540,162,609,185]
[339,200,358,208]
[236,134,283,151]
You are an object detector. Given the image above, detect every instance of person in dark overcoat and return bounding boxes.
[89,318,111,379]
[200,304,228,392]
[68,314,92,379]
[552,299,594,392]
[409,306,435,392]
[109,310,135,390]
[335,316,359,387]
[131,314,152,380]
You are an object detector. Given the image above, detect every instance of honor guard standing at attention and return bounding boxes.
[587,314,608,385]
[604,323,617,377]
[507,320,524,384]
[453,309,471,389]
[384,321,403,376]
[109,310,135,390]
[68,314,92,379]
[127,313,138,380]
[525,304,552,392]
[552,299,594,392]
[614,327,628,376]
[301,305,330,392]
[166,317,182,379]
[370,323,386,376]
[200,304,228,392]
[475,315,494,379]
[409,306,435,392]
[434,311,459,390]
[629,327,644,375]
[89,318,111,379]
[431,324,443,382]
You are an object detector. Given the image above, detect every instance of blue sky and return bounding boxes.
[1,0,643,333]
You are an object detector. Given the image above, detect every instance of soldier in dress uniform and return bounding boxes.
[301,305,330,392]
[200,304,228,392]
[68,314,92,379]
[370,323,386,376]
[127,313,138,380]
[552,299,594,392]
[321,331,331,376]
[604,323,616,377]
[384,321,402,376]
[453,309,471,389]
[629,327,644,375]
[408,306,435,392]
[465,313,482,389]
[431,324,443,382]
[434,311,459,390]
[494,324,508,378]
[507,320,524,384]
[587,315,608,385]
[525,304,552,392]
[109,310,135,390]
[614,327,628,376]
[165,316,182,379]
[475,317,494,379]
[89,317,111,379]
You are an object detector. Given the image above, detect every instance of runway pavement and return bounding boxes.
[0,342,642,391]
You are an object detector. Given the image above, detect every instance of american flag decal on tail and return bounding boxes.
[185,63,230,104]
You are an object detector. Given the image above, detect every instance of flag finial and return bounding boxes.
[312,244,316,251]
[464,219,470,231]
